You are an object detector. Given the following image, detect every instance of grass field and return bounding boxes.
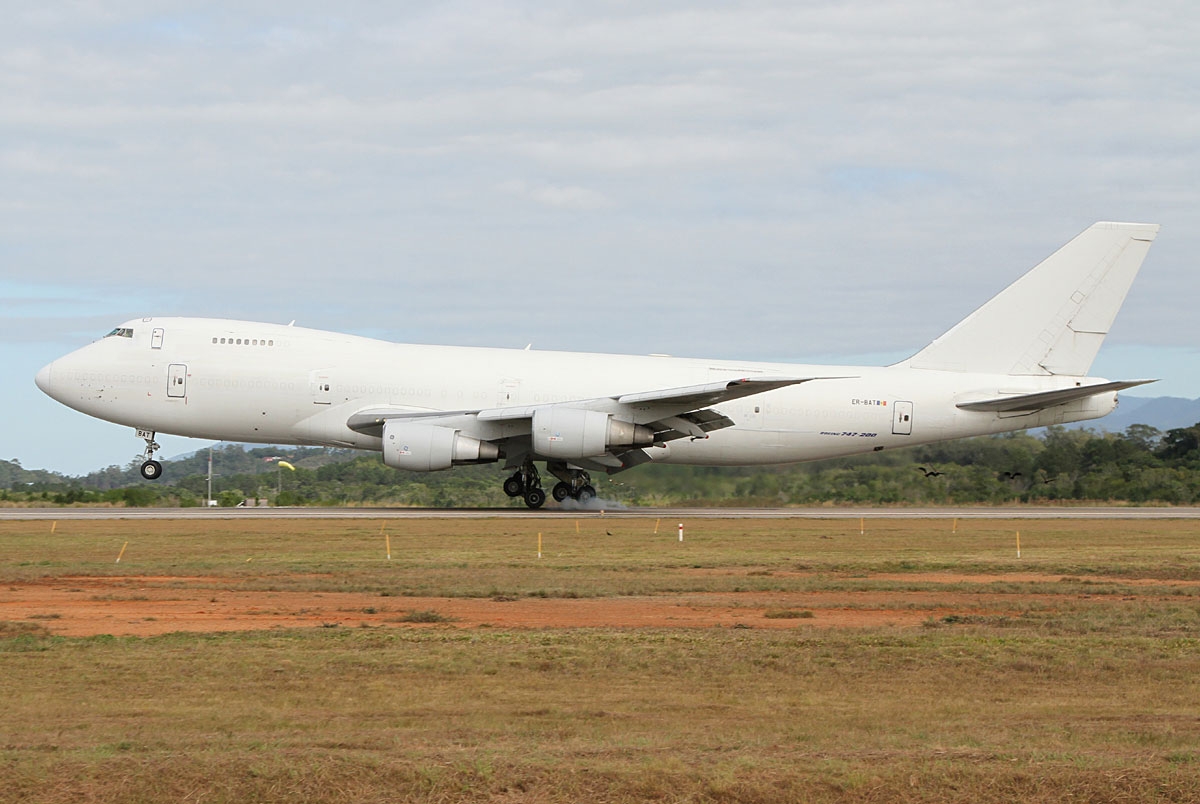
[2,517,1200,802]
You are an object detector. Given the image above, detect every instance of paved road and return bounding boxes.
[4,506,1200,520]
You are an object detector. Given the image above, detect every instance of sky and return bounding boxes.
[4,2,1200,475]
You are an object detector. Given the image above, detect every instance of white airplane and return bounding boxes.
[36,221,1158,508]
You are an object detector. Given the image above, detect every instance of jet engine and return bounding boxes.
[531,408,654,459]
[382,420,499,472]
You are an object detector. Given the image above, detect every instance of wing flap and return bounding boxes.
[649,410,735,441]
[957,379,1155,413]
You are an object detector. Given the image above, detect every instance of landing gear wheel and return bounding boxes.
[524,488,546,509]
[137,430,163,481]
[551,481,572,502]
[575,484,596,504]
[503,474,525,497]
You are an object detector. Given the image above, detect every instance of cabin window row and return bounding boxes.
[212,337,275,346]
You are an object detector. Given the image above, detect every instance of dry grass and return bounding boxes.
[2,516,1200,802]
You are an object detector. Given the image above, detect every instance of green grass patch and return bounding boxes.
[3,517,1200,801]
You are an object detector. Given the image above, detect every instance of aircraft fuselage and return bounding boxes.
[36,316,1117,467]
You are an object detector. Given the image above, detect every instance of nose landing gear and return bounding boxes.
[137,429,163,480]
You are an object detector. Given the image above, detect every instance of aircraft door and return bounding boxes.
[497,378,520,407]
[892,401,913,435]
[151,328,165,349]
[167,364,187,398]
[310,371,332,405]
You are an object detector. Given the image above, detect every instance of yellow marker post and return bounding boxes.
[860,517,865,536]
[50,521,57,534]
[575,520,580,534]
[538,532,542,559]
[115,541,128,564]
[654,518,661,535]
[386,533,391,561]
[953,517,958,534]
[1016,531,1021,559]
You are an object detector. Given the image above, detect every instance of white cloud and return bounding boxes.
[4,1,1200,471]
[499,179,610,210]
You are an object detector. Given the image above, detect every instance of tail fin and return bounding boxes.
[899,221,1159,376]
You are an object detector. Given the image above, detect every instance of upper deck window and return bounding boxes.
[105,327,134,339]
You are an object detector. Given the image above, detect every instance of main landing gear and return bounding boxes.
[502,461,546,509]
[548,464,596,505]
[499,460,597,511]
[138,430,163,480]
[503,462,598,509]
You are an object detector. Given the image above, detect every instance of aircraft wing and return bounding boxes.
[346,375,842,469]
[349,376,838,433]
[474,376,836,423]
[956,379,1155,413]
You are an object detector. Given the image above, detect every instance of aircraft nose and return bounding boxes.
[35,361,54,396]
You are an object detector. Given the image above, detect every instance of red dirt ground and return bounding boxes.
[1,571,1173,637]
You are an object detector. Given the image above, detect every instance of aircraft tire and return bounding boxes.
[524,488,546,509]
[503,475,524,497]
[140,460,163,481]
[551,482,571,502]
[576,484,596,503]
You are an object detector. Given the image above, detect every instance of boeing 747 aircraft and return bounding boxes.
[36,222,1158,507]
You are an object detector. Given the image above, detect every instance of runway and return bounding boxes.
[4,506,1200,520]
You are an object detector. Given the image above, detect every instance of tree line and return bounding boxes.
[5,422,1200,507]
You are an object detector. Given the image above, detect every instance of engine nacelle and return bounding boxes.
[531,407,654,459]
[382,420,499,472]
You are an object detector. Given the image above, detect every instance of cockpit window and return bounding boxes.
[105,327,134,338]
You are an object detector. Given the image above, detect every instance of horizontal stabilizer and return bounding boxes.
[956,380,1155,413]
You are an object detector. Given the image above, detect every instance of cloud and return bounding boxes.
[498,179,610,210]
[5,1,1200,471]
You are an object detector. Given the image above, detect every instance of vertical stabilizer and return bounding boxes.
[900,222,1159,376]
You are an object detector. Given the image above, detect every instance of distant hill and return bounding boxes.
[74,444,353,490]
[9,397,1200,489]
[0,459,64,488]
[1073,395,1200,434]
